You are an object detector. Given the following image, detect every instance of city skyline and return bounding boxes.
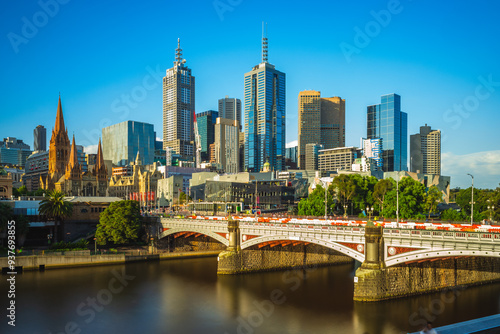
[1,0,500,188]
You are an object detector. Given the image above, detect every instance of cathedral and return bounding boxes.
[41,96,108,196]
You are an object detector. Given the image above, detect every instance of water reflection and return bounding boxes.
[1,258,499,334]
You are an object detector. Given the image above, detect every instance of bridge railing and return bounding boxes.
[384,228,500,243]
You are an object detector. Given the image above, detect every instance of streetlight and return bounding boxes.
[343,204,348,219]
[467,173,474,224]
[488,199,495,223]
[396,171,400,228]
[366,206,374,222]
[320,179,328,220]
[93,237,97,254]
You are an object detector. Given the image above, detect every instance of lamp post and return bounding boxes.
[93,237,97,254]
[488,200,495,223]
[343,204,348,219]
[366,206,374,222]
[467,173,474,224]
[320,179,328,220]
[396,171,400,228]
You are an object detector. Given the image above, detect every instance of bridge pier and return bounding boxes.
[354,225,500,302]
[217,216,243,274]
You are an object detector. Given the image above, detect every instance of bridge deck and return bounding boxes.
[408,314,500,334]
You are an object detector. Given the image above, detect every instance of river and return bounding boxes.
[1,257,500,334]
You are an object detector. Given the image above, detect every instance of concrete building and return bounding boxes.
[0,169,13,199]
[298,91,345,169]
[102,120,155,166]
[244,32,285,172]
[305,143,323,170]
[33,125,47,152]
[410,124,441,175]
[318,147,362,172]
[367,93,407,172]
[163,39,195,159]
[218,96,241,129]
[196,110,218,161]
[214,118,240,173]
[157,175,184,207]
[23,150,49,191]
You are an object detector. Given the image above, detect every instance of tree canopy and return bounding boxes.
[39,190,73,241]
[96,200,141,245]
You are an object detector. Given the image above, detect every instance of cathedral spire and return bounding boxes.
[54,95,66,134]
[96,138,104,168]
[68,134,79,169]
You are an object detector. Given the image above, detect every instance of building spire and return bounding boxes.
[175,38,183,65]
[54,95,66,133]
[262,22,268,63]
[96,138,104,168]
[67,134,79,169]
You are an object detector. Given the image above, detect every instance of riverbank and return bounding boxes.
[0,250,221,272]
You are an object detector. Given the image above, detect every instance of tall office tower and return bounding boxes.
[298,91,345,169]
[102,120,155,166]
[34,125,47,151]
[218,96,242,129]
[305,143,323,170]
[244,27,286,172]
[367,93,407,172]
[214,118,240,173]
[410,124,441,175]
[196,110,218,161]
[163,39,195,159]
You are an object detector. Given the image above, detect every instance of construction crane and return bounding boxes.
[193,111,201,168]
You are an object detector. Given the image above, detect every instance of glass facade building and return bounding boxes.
[34,125,47,151]
[367,94,407,172]
[218,97,241,129]
[244,61,286,172]
[102,121,155,166]
[196,110,218,161]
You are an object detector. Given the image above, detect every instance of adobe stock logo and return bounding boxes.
[7,0,71,54]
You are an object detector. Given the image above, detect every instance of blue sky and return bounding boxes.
[1,0,499,189]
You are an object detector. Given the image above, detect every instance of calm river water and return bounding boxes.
[1,257,500,334]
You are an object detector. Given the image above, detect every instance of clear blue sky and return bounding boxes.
[1,0,499,189]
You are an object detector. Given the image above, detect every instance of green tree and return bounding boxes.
[373,179,392,217]
[382,177,426,220]
[39,190,73,242]
[333,174,356,217]
[440,208,467,222]
[351,175,378,215]
[95,200,141,245]
[425,186,442,220]
[298,184,334,216]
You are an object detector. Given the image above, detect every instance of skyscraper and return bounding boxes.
[34,125,46,151]
[102,120,155,166]
[410,124,441,175]
[244,27,285,172]
[218,96,241,129]
[298,91,345,169]
[367,93,407,172]
[214,118,240,173]
[163,39,195,159]
[196,110,218,161]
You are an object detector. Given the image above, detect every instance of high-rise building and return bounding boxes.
[102,120,155,166]
[214,118,240,174]
[0,137,32,167]
[196,110,218,161]
[298,91,345,169]
[305,143,323,170]
[218,96,241,129]
[163,39,195,159]
[410,124,441,175]
[244,29,285,172]
[34,125,47,152]
[367,93,407,172]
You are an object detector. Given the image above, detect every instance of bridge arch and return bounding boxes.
[385,249,500,267]
[159,228,230,247]
[241,235,365,263]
